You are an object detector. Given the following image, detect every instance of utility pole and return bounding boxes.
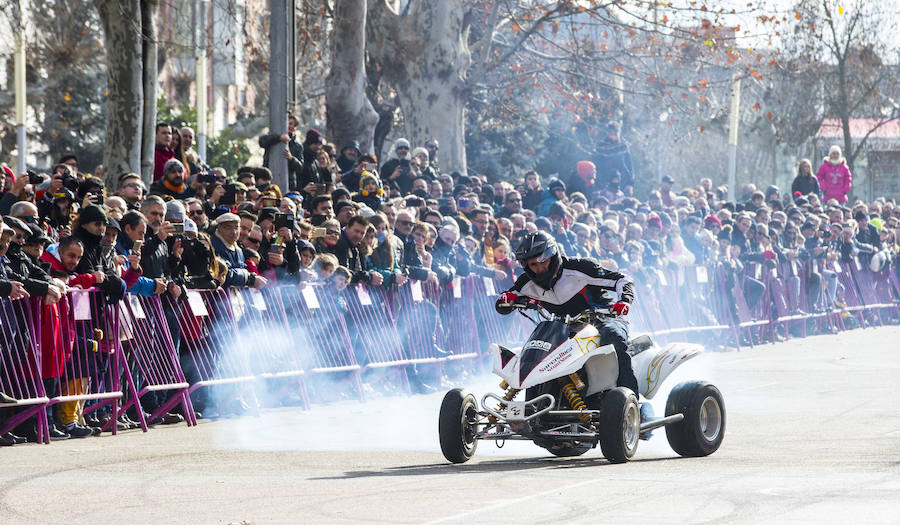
[268,0,289,191]
[727,74,741,202]
[195,0,209,163]
[14,0,27,174]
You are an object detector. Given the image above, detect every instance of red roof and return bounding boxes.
[816,118,900,139]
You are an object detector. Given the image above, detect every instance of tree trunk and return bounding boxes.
[141,0,160,184]
[367,0,471,174]
[94,0,144,185]
[326,0,379,155]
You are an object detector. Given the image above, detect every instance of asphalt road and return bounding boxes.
[2,326,900,524]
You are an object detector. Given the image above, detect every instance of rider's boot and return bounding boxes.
[639,403,655,441]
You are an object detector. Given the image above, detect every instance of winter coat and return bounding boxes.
[522,188,544,212]
[41,245,98,290]
[791,174,821,198]
[816,158,852,203]
[148,179,195,200]
[116,235,159,296]
[73,227,126,304]
[259,131,303,172]
[153,144,175,182]
[330,233,372,283]
[593,138,634,189]
[210,232,255,288]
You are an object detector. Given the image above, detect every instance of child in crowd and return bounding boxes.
[314,253,338,281]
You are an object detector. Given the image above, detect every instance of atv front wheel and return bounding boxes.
[598,387,640,463]
[664,381,725,457]
[439,388,479,463]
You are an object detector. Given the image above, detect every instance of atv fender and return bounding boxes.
[632,342,703,399]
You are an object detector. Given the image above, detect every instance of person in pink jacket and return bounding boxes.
[816,145,852,203]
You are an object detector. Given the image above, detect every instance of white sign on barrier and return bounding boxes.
[356,285,372,306]
[483,276,496,296]
[854,257,862,272]
[754,265,761,280]
[71,290,91,321]
[772,267,778,279]
[411,280,424,302]
[453,276,462,299]
[249,288,267,311]
[128,295,146,319]
[834,261,842,273]
[229,289,246,320]
[301,285,320,309]
[695,265,709,284]
[186,291,208,317]
[658,270,668,287]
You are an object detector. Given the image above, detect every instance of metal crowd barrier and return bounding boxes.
[2,260,899,443]
[0,297,49,442]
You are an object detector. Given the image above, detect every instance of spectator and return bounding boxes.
[593,121,634,195]
[335,140,361,173]
[381,138,415,195]
[816,146,852,203]
[153,122,175,182]
[521,170,543,212]
[210,213,267,289]
[150,159,195,200]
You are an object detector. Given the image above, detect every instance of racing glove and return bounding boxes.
[498,291,518,307]
[611,302,630,316]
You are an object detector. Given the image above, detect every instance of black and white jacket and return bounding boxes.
[497,257,634,317]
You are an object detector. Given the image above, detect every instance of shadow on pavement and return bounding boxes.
[309,454,677,480]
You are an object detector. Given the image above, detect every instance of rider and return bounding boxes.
[495,231,640,398]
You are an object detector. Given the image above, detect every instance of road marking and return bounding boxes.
[421,476,603,524]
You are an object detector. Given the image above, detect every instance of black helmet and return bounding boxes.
[515,231,561,290]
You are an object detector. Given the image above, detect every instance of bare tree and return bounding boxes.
[326,0,378,154]
[94,0,144,182]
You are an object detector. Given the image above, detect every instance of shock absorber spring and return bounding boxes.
[561,381,590,422]
[488,386,520,424]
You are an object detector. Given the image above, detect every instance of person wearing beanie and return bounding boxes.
[379,138,414,195]
[568,160,597,198]
[537,178,567,217]
[411,146,438,181]
[149,158,195,200]
[287,127,331,202]
[336,140,361,173]
[816,145,852,203]
[352,171,383,212]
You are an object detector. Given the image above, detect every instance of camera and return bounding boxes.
[406,197,424,208]
[261,197,281,208]
[197,173,216,184]
[27,170,43,185]
[274,213,295,231]
[172,222,185,235]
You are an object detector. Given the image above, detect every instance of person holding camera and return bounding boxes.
[381,138,416,195]
[254,207,300,284]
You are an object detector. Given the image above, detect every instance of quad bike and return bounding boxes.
[438,299,725,463]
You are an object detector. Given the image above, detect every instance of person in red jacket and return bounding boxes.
[153,122,175,182]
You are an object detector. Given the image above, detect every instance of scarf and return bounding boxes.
[164,179,186,194]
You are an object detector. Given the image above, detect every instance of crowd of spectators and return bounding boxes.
[1,114,898,445]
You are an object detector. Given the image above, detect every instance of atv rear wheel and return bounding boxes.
[439,388,479,463]
[598,387,640,463]
[664,381,725,457]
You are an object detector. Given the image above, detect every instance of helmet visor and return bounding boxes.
[534,243,557,263]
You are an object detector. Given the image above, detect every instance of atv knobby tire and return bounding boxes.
[664,381,725,457]
[439,388,479,463]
